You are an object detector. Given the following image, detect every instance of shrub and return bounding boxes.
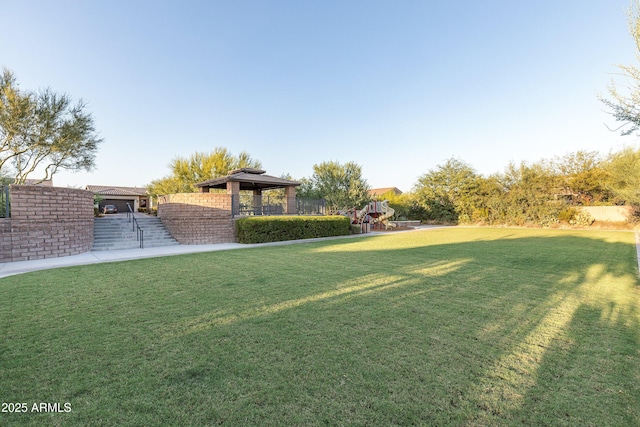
[626,205,640,224]
[236,216,351,243]
[539,215,560,228]
[570,211,595,227]
[558,207,578,223]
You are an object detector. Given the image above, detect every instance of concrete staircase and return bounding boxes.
[93,214,179,251]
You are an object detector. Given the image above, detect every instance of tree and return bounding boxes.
[413,158,480,223]
[553,151,611,205]
[603,146,640,204]
[147,148,261,197]
[294,176,321,199]
[0,69,102,183]
[375,189,414,220]
[498,161,562,226]
[304,161,370,213]
[472,174,508,225]
[601,1,640,135]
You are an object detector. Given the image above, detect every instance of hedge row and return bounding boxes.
[236,215,351,243]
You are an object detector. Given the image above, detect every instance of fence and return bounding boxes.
[0,186,9,218]
[231,195,325,217]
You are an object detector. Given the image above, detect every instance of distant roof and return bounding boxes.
[86,185,148,196]
[23,179,54,186]
[369,187,403,197]
[196,168,301,191]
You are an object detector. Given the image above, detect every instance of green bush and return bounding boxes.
[558,207,578,223]
[629,205,640,224]
[570,211,595,227]
[236,216,351,243]
[539,215,560,228]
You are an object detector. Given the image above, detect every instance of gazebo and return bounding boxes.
[195,168,301,215]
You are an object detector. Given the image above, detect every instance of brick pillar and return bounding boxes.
[253,189,262,215]
[227,181,240,216]
[285,186,296,214]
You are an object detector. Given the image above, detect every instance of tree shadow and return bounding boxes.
[155,229,639,424]
[509,301,640,426]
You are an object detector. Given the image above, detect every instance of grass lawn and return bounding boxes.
[1,227,639,426]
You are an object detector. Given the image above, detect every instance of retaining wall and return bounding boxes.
[0,185,94,263]
[158,193,236,244]
[578,206,633,222]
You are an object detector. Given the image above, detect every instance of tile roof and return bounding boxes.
[196,169,300,190]
[369,187,403,197]
[23,179,54,186]
[86,185,148,196]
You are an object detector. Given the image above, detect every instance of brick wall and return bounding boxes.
[0,185,94,263]
[158,193,236,244]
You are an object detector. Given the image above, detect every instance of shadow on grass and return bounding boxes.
[1,229,638,425]
[509,300,640,426]
[152,230,639,425]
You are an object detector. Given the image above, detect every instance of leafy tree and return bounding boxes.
[498,161,562,226]
[601,1,640,135]
[304,161,370,213]
[413,158,480,223]
[603,146,640,204]
[553,151,611,205]
[471,174,508,225]
[147,148,261,197]
[294,176,321,199]
[374,190,414,220]
[0,68,102,183]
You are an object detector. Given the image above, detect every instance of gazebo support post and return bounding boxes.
[253,189,262,215]
[285,186,296,214]
[227,181,240,216]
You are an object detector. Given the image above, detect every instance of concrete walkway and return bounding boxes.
[0,226,443,279]
[0,243,246,279]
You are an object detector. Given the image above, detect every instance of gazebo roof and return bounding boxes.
[195,168,301,191]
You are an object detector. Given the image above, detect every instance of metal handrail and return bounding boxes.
[126,203,144,249]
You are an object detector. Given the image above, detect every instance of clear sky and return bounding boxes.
[2,0,638,192]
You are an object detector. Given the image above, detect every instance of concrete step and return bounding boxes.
[94,220,165,226]
[94,227,170,233]
[94,233,170,238]
[94,228,172,234]
[92,215,179,250]
[93,234,173,244]
[91,240,180,251]
[91,242,144,251]
[94,231,173,237]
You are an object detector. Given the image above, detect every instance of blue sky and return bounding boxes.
[2,0,638,192]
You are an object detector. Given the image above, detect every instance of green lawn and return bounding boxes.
[1,228,639,426]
